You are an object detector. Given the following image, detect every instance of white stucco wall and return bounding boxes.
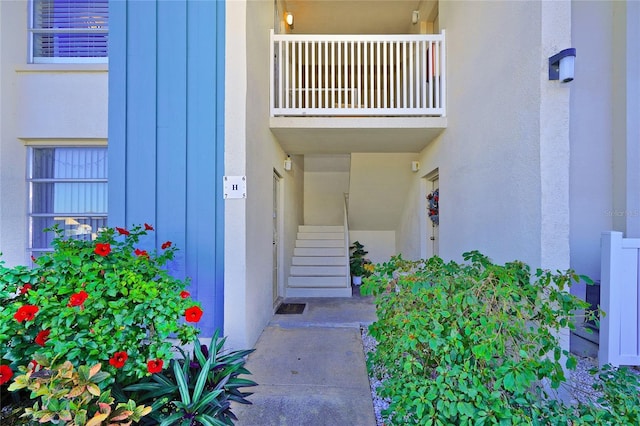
[225,0,299,351]
[0,1,108,267]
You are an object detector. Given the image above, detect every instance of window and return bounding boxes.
[29,0,109,63]
[27,147,108,257]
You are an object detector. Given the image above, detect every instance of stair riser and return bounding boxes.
[292,256,346,266]
[299,225,345,233]
[290,266,347,276]
[294,248,345,257]
[297,232,345,240]
[296,240,344,248]
[288,276,348,288]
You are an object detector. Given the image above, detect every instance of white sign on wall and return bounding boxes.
[223,176,246,199]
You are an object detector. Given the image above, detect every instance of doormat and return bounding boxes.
[276,303,306,314]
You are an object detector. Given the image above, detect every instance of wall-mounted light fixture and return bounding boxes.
[549,48,576,83]
[412,161,420,172]
[284,155,292,171]
[412,10,420,25]
[285,12,294,30]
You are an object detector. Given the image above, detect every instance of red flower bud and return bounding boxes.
[20,284,32,295]
[134,248,149,258]
[162,241,172,250]
[144,223,154,231]
[180,290,190,299]
[116,227,130,236]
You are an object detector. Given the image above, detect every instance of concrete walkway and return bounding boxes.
[233,293,377,426]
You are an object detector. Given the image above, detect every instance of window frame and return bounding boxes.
[28,0,109,64]
[26,145,108,258]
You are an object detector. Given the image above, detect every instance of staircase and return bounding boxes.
[287,225,352,297]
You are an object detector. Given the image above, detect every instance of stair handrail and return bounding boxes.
[343,193,350,286]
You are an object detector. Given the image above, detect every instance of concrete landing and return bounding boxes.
[233,294,377,426]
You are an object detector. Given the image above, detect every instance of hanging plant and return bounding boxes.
[427,189,439,225]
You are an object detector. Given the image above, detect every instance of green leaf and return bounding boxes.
[193,357,214,403]
[173,360,191,405]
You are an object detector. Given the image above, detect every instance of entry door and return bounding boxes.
[427,176,439,257]
[272,172,280,304]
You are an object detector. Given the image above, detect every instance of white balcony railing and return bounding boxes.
[270,30,446,117]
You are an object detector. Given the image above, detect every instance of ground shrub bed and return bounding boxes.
[361,251,640,425]
[0,224,255,425]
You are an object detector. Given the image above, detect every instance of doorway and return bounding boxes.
[272,171,281,305]
[425,172,439,258]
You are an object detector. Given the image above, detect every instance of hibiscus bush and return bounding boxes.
[0,224,202,388]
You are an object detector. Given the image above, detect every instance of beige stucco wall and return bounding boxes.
[569,0,615,294]
[225,0,302,350]
[402,0,572,274]
[0,1,107,267]
[303,154,350,226]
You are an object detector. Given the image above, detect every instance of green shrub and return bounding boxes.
[0,224,201,386]
[122,332,256,425]
[8,355,151,425]
[362,251,598,425]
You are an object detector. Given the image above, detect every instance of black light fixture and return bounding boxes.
[549,48,576,83]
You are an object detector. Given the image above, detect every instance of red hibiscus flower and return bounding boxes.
[68,290,88,307]
[95,243,111,256]
[147,359,164,374]
[116,227,130,236]
[0,365,13,385]
[35,329,50,346]
[162,241,172,250]
[14,305,39,322]
[20,284,32,295]
[134,248,149,258]
[185,306,203,323]
[109,351,128,369]
[180,290,190,299]
[144,223,154,231]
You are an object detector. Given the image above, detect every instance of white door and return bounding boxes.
[272,172,280,304]
[427,176,439,257]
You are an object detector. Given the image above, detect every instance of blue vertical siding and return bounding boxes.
[157,0,188,280]
[108,0,225,336]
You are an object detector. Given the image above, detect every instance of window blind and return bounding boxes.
[28,147,108,255]
[31,0,108,62]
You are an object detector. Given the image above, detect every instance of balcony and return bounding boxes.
[269,30,447,154]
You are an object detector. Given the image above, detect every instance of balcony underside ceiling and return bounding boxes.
[270,117,446,154]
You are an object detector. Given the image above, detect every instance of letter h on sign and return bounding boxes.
[223,176,247,199]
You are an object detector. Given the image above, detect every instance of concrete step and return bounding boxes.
[299,225,344,233]
[288,276,348,288]
[296,239,344,248]
[297,232,345,240]
[285,287,353,297]
[292,256,346,266]
[294,247,345,257]
[290,266,348,276]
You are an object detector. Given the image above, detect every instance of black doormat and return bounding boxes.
[276,303,306,314]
